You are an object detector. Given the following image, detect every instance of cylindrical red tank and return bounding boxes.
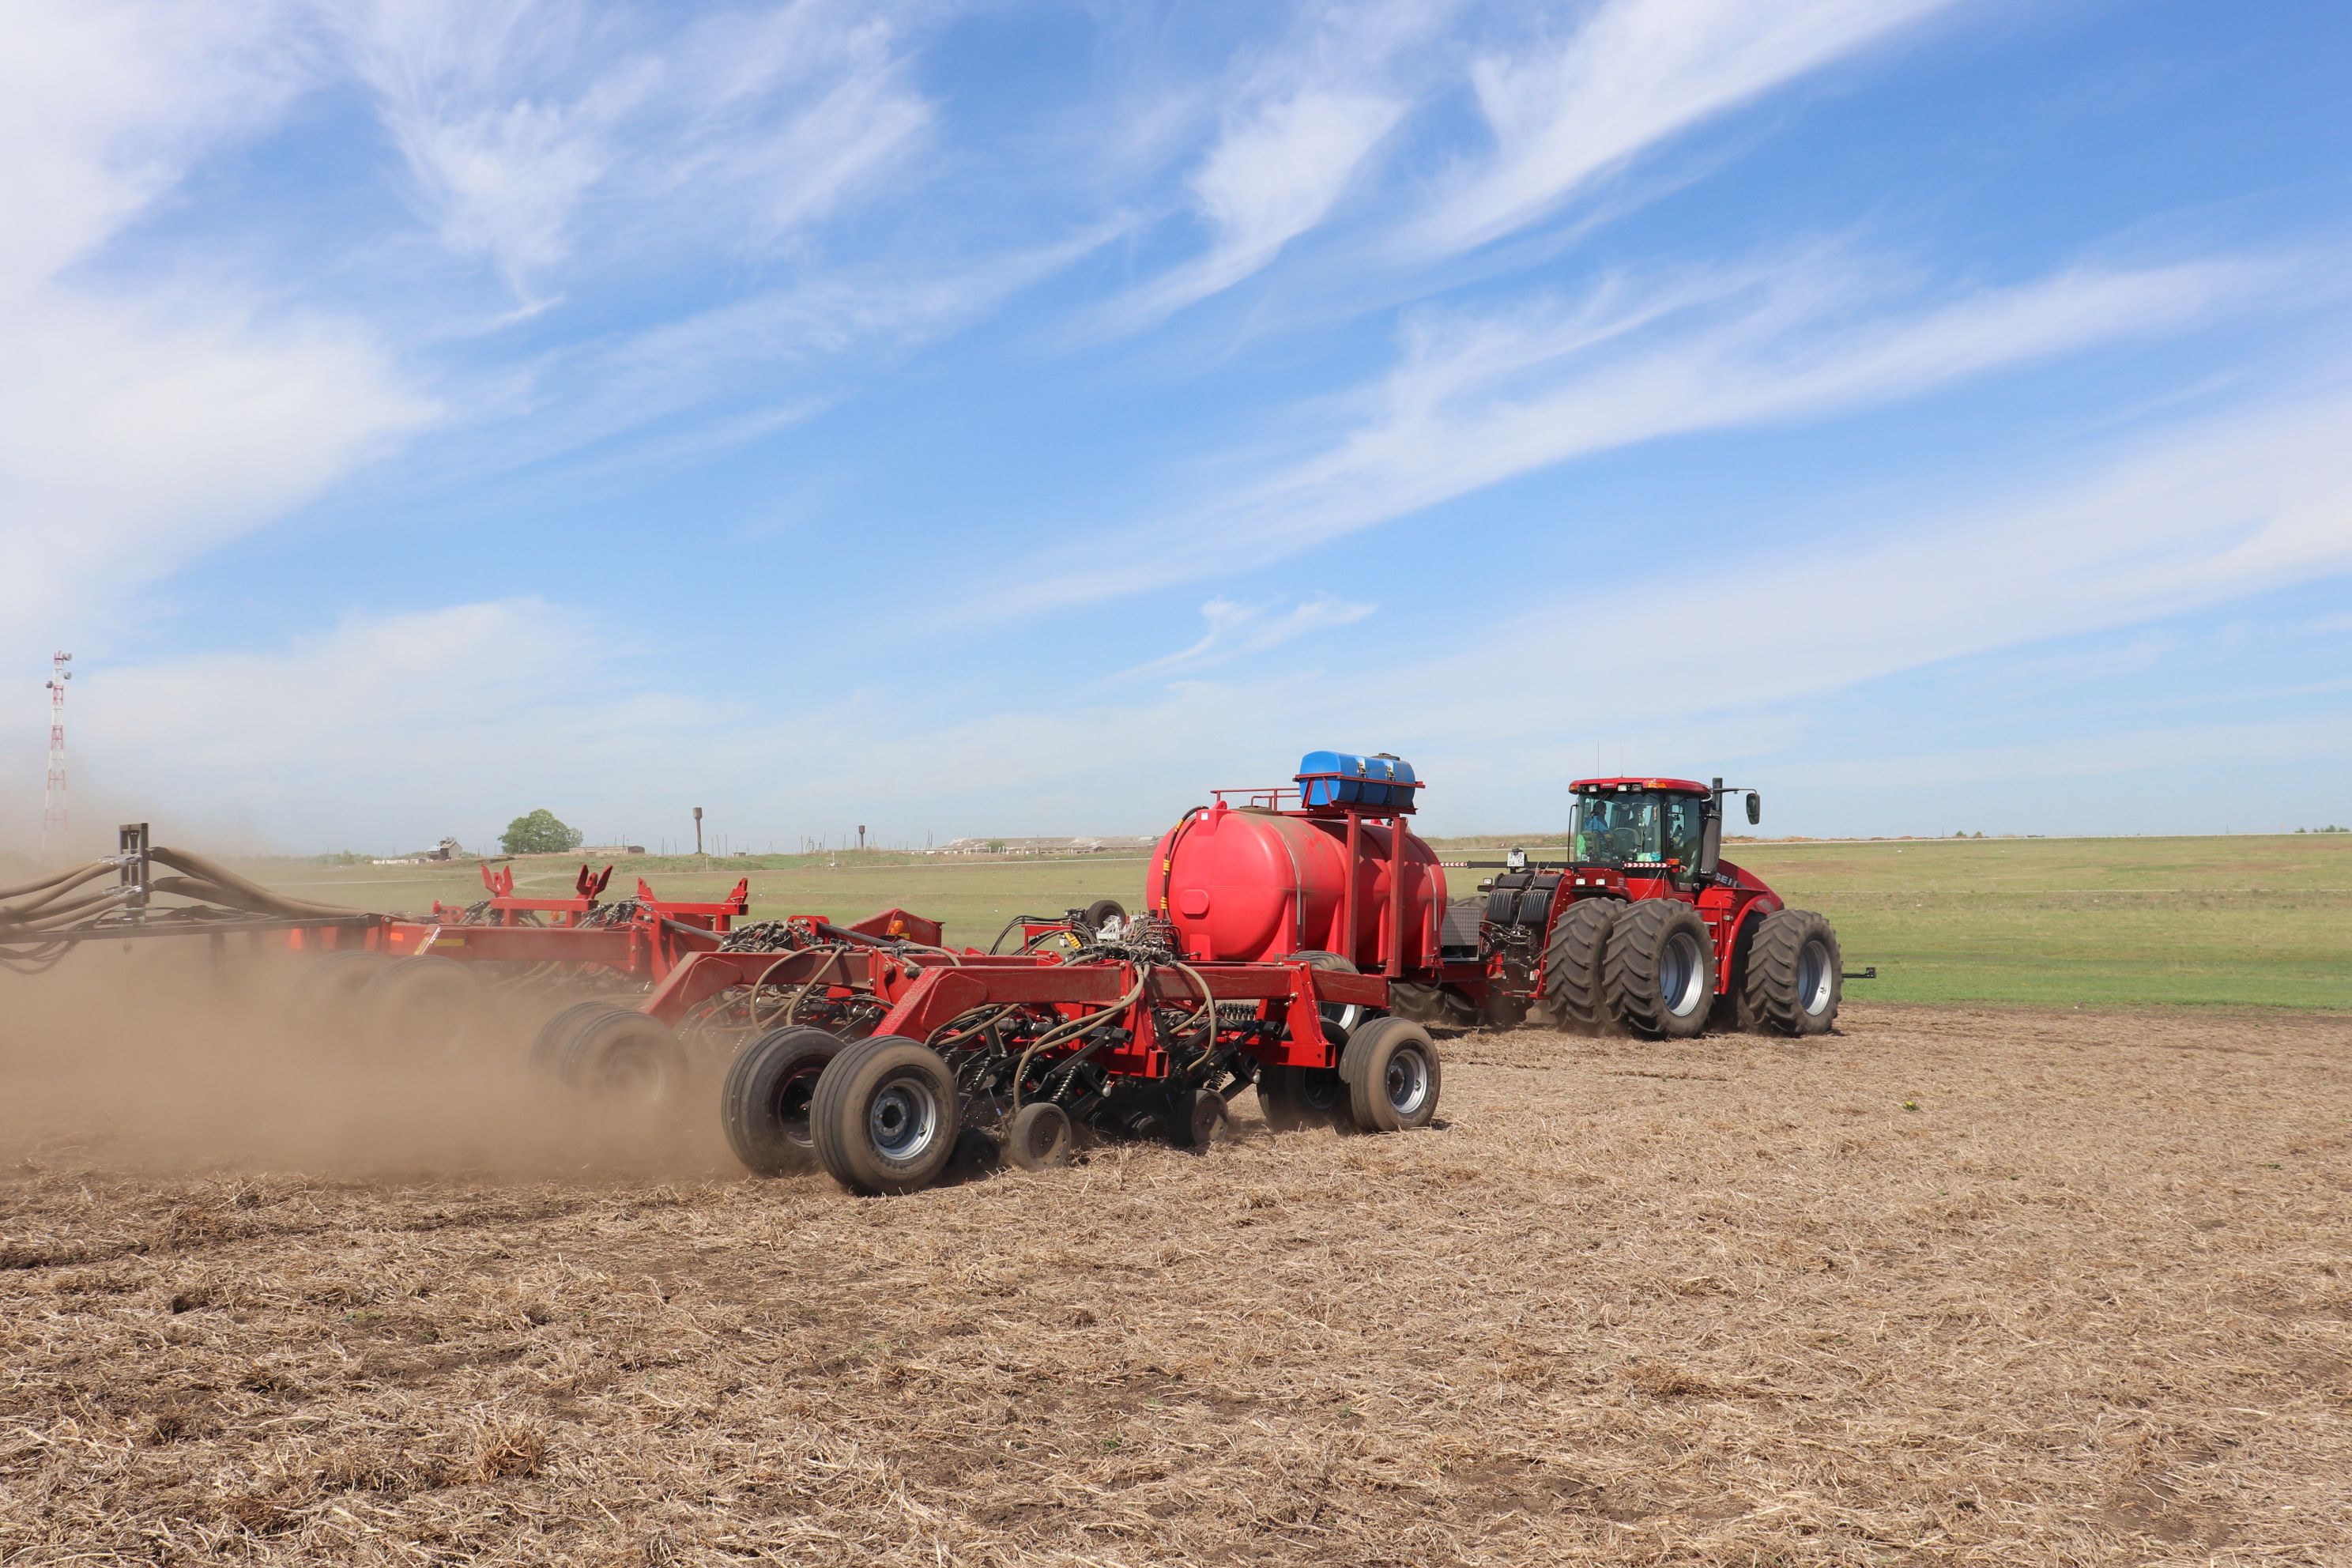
[1146,802,1448,975]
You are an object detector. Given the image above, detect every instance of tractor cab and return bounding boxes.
[1570,778,1709,880]
[1569,776,1758,884]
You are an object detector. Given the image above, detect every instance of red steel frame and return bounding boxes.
[638,943,1389,1079]
[275,864,760,982]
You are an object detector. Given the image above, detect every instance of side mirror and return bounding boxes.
[1745,792,1761,826]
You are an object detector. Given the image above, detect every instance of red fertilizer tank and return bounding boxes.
[1149,752,1448,976]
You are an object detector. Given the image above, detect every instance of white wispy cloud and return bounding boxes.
[1405,0,1960,261]
[1112,89,1406,327]
[430,224,1118,478]
[334,0,933,301]
[0,0,320,292]
[68,599,734,850]
[1386,384,2352,752]
[1094,0,1453,331]
[1114,594,1376,682]
[0,0,433,662]
[48,384,2352,850]
[1008,250,2267,612]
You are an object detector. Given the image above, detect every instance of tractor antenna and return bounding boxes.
[40,651,71,863]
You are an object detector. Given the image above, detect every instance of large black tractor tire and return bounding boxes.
[722,1025,846,1175]
[296,950,392,1040]
[1604,901,1716,1041]
[356,955,487,1057]
[561,1007,689,1118]
[1338,1016,1442,1133]
[1540,899,1621,1034]
[1740,909,1843,1036]
[1288,949,1364,1034]
[810,1035,961,1196]
[1257,1018,1351,1132]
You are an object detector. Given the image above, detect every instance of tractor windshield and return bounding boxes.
[1574,790,1710,871]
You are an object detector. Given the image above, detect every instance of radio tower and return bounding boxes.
[41,651,71,863]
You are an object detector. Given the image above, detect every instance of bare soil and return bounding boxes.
[3,1001,2349,1565]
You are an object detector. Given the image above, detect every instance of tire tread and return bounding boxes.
[1740,908,1842,1037]
[1540,899,1619,1033]
[1604,900,1715,1041]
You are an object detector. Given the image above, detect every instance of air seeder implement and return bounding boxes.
[533,752,1849,1196]
[1,752,1849,1199]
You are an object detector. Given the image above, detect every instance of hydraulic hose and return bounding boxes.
[149,847,361,919]
[0,860,111,904]
[1010,963,1151,1109]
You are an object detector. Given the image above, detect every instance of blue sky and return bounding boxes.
[5,0,2350,854]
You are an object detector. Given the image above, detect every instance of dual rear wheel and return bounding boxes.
[1740,909,1842,1035]
[724,1031,963,1195]
[528,1000,690,1116]
[1258,1016,1442,1135]
[1539,899,1844,1038]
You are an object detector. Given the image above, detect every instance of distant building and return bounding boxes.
[933,835,1157,858]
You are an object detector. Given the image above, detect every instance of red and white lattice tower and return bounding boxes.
[41,651,72,862]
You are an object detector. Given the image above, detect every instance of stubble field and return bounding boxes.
[4,992,2348,1565]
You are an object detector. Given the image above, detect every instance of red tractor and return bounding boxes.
[1148,756,1851,1041]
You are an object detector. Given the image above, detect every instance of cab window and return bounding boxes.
[1662,793,1707,875]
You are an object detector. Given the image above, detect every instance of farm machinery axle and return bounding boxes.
[530,910,1434,1195]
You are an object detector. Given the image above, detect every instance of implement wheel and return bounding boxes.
[1338,1016,1441,1133]
[1541,899,1619,1034]
[1259,1066,1347,1130]
[296,950,391,1039]
[1178,1088,1228,1150]
[811,1035,960,1196]
[1605,901,1715,1040]
[561,1008,688,1116]
[722,1026,844,1175]
[1004,1101,1073,1171]
[1740,909,1842,1036]
[1289,949,1363,1033]
[358,955,486,1057]
[530,1000,614,1076]
[1258,1019,1350,1131]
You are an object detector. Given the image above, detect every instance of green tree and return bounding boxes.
[501,808,584,856]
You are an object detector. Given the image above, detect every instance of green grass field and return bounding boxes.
[247,832,2352,1012]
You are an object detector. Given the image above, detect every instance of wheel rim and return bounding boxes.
[1385,1046,1431,1117]
[774,1068,822,1148]
[598,1041,668,1107]
[1798,937,1833,1016]
[1300,1070,1344,1112]
[1659,930,1706,1018]
[1020,1107,1066,1163]
[868,1074,941,1163]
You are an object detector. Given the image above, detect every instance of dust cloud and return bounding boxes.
[0,945,736,1181]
